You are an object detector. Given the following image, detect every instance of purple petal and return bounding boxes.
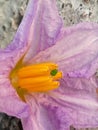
[23,0,62,63]
[21,77,98,130]
[21,94,71,130]
[60,76,98,94]
[0,79,29,118]
[46,77,98,128]
[22,107,70,130]
[22,77,98,130]
[21,96,43,130]
[31,22,98,78]
[0,53,30,119]
[6,0,62,63]
[42,83,98,128]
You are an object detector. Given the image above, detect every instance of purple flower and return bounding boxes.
[1,0,98,130]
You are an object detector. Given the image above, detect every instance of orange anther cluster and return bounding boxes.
[10,62,62,101]
[17,63,62,92]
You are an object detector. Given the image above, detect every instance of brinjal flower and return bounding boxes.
[1,0,98,130]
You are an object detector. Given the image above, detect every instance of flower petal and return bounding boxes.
[47,77,98,128]
[31,22,98,78]
[0,50,30,118]
[60,76,98,94]
[6,0,62,63]
[21,94,71,130]
[22,107,70,130]
[21,76,98,129]
[0,79,29,119]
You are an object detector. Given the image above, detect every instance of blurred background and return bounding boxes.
[0,0,98,129]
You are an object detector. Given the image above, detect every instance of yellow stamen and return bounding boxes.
[27,85,59,92]
[19,62,57,71]
[18,76,52,86]
[18,67,49,78]
[22,82,59,92]
[10,62,62,101]
[53,72,62,80]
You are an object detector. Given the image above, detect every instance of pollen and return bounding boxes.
[10,62,62,101]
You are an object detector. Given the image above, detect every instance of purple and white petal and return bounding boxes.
[37,88,98,128]
[21,94,71,130]
[59,76,98,93]
[31,22,98,78]
[23,0,62,63]
[24,83,98,130]
[47,77,98,128]
[0,53,30,119]
[0,79,29,119]
[4,0,62,63]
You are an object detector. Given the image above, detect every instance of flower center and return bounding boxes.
[10,62,62,101]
